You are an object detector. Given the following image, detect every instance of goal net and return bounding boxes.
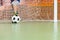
[0,0,54,23]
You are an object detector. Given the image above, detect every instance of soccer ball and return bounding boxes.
[12,15,21,23]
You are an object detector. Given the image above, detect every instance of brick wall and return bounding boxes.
[58,1,60,20]
[0,0,54,20]
[18,5,54,20]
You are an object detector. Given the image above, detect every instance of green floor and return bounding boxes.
[0,21,59,40]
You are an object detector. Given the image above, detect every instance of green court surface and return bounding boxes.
[0,21,59,40]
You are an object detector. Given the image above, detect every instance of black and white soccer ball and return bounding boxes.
[12,15,21,23]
